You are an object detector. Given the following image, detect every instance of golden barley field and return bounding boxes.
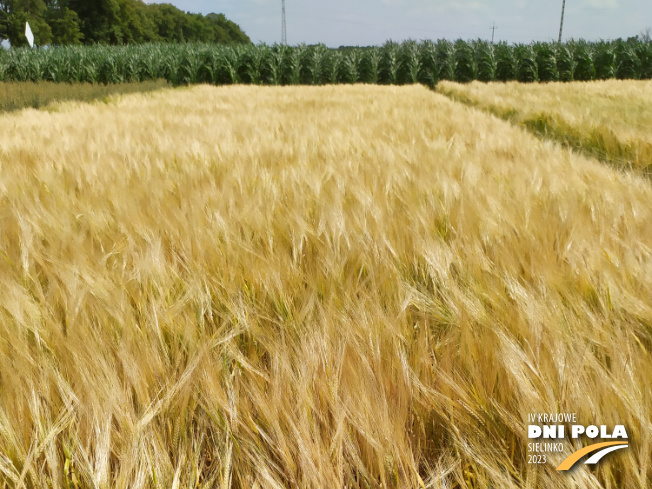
[0,84,651,488]
[437,80,652,174]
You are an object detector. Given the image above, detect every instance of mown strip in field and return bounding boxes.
[0,85,650,488]
[437,80,652,176]
[0,79,170,113]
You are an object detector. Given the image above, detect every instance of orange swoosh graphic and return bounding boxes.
[557,442,629,471]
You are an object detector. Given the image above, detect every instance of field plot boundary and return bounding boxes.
[0,80,172,115]
[436,81,652,178]
[0,84,650,489]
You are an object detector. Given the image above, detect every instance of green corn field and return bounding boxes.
[0,39,651,87]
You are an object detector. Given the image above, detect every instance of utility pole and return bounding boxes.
[558,0,566,43]
[281,0,287,45]
[490,22,498,43]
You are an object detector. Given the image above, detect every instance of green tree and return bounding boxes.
[206,13,250,43]
[1,0,250,46]
[46,5,83,44]
[115,0,158,43]
[0,8,8,42]
[63,0,122,43]
[5,0,52,46]
[145,3,185,42]
[132,0,159,42]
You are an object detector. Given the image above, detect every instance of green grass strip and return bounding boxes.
[0,80,171,114]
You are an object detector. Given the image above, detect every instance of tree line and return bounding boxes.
[0,0,251,47]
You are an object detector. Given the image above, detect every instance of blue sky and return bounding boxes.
[145,1,651,46]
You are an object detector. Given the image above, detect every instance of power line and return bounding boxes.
[281,0,287,45]
[558,0,566,42]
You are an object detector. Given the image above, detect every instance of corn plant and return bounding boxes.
[635,41,652,79]
[615,40,641,80]
[338,49,361,84]
[281,44,304,85]
[4,49,32,82]
[0,52,7,81]
[555,44,574,81]
[594,42,616,80]
[417,40,438,88]
[534,42,558,82]
[453,40,475,83]
[238,46,265,84]
[135,45,164,81]
[123,52,141,82]
[572,41,596,81]
[379,41,400,85]
[495,42,516,81]
[435,39,455,81]
[0,40,649,88]
[516,44,538,83]
[359,46,381,84]
[321,50,343,84]
[224,46,244,84]
[300,44,328,85]
[474,40,496,82]
[397,40,421,85]
[261,45,285,85]
[80,61,100,84]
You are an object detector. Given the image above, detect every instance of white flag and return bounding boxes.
[25,22,34,48]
